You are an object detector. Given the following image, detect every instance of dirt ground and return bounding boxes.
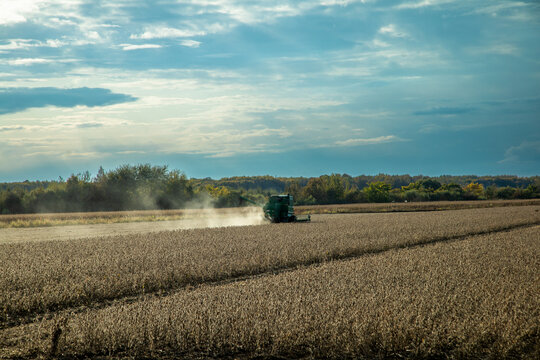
[0,212,267,244]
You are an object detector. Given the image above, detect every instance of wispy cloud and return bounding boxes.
[6,58,54,66]
[334,135,399,146]
[467,44,519,56]
[471,2,530,17]
[499,141,540,163]
[120,44,162,51]
[180,40,201,48]
[130,27,208,39]
[378,24,409,38]
[0,39,65,52]
[4,58,78,66]
[396,0,456,10]
[413,107,474,116]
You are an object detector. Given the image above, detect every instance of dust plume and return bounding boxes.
[0,206,267,244]
[196,206,266,228]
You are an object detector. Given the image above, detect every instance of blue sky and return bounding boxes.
[0,0,539,181]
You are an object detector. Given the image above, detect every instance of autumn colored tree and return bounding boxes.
[463,182,485,200]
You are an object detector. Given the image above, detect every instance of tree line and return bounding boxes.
[1,164,538,214]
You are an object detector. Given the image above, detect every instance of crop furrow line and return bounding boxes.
[2,221,539,331]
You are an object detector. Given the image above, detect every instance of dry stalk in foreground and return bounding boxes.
[15,225,540,359]
[1,206,539,325]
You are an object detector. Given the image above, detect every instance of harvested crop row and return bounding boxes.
[1,206,539,326]
[6,226,539,359]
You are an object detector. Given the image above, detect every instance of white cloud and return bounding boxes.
[5,58,77,66]
[48,16,78,26]
[471,2,529,16]
[59,152,102,159]
[0,39,66,52]
[180,40,202,48]
[0,0,47,25]
[468,2,537,23]
[320,0,361,5]
[467,44,519,56]
[372,39,390,48]
[499,141,540,163]
[396,0,456,10]
[96,24,121,28]
[0,40,33,51]
[174,1,370,27]
[334,135,398,146]
[378,24,409,38]
[130,27,207,39]
[116,150,146,155]
[0,0,85,26]
[86,31,102,40]
[121,44,163,51]
[45,39,64,48]
[328,45,446,74]
[6,58,55,66]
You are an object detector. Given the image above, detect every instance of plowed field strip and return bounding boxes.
[2,220,539,331]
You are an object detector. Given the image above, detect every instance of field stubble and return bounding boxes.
[1,206,539,330]
[3,225,539,359]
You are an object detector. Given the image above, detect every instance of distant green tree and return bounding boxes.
[284,180,304,202]
[301,174,350,204]
[418,179,441,191]
[403,190,429,202]
[525,183,539,198]
[484,185,498,200]
[496,187,515,199]
[0,190,24,214]
[364,182,392,203]
[303,178,328,204]
[323,174,346,204]
[156,170,193,209]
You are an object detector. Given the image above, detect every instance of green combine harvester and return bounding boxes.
[241,194,311,223]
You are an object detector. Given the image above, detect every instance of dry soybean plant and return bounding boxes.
[8,225,539,359]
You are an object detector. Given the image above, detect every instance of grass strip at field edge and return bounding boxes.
[3,220,539,331]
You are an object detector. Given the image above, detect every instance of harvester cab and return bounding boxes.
[239,194,311,223]
[263,194,310,223]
